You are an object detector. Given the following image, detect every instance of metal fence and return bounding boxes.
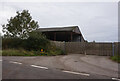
[52,41,119,56]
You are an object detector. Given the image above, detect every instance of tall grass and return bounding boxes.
[2,49,64,56]
[2,49,43,56]
[110,55,120,63]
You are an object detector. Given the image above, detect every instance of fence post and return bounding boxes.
[112,42,115,56]
[64,41,66,54]
[85,42,87,55]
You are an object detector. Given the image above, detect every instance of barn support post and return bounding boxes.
[54,32,56,41]
[71,32,73,42]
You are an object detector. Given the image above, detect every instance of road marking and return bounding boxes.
[112,78,120,81]
[10,61,22,65]
[30,65,48,70]
[62,71,90,76]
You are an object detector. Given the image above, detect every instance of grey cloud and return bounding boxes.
[0,2,118,42]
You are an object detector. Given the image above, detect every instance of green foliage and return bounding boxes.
[2,49,42,56]
[110,55,120,63]
[2,10,39,39]
[23,31,50,51]
[2,33,64,56]
[1,9,65,56]
[2,49,27,56]
[2,49,64,56]
[2,37,23,49]
[2,31,50,51]
[47,42,64,56]
[48,48,64,56]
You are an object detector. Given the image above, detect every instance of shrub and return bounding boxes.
[2,37,23,49]
[2,31,50,51]
[23,31,50,51]
[2,32,64,56]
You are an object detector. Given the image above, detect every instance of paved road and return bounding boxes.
[2,59,113,80]
[2,54,118,78]
[1,55,120,81]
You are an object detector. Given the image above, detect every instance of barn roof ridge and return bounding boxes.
[39,26,78,29]
[37,26,80,32]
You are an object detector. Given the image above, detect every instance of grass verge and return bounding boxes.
[2,49,64,56]
[110,55,120,63]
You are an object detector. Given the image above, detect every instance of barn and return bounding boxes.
[37,26,85,42]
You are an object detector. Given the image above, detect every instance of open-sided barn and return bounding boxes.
[37,26,85,42]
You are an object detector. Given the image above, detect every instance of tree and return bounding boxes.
[2,10,39,39]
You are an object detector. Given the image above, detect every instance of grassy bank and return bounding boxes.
[110,55,120,63]
[2,49,64,56]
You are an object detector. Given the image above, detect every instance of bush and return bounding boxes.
[2,37,23,49]
[2,31,65,56]
[23,31,50,51]
[2,31,50,51]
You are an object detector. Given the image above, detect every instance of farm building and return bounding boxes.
[37,26,85,42]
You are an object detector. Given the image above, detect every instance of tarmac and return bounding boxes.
[2,54,119,78]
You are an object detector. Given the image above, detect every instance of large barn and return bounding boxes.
[37,26,85,42]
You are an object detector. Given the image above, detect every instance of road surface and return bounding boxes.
[1,55,119,81]
[2,60,113,80]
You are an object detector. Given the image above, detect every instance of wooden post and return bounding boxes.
[54,32,56,41]
[71,32,73,42]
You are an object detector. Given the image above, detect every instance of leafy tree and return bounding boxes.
[2,10,39,39]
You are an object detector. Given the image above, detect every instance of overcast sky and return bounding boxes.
[0,0,118,42]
